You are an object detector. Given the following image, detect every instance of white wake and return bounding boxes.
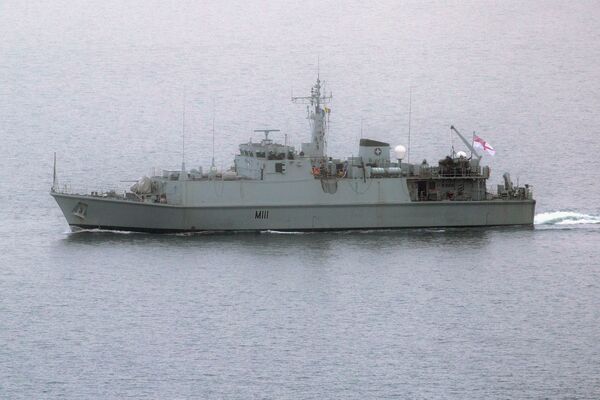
[534,211,600,225]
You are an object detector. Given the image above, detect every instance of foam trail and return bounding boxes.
[262,230,311,235]
[69,228,138,234]
[534,211,600,225]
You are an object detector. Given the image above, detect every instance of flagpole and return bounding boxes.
[52,152,57,191]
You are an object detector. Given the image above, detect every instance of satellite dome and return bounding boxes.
[394,145,407,160]
[456,150,467,158]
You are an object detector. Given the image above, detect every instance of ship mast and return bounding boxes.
[292,76,332,164]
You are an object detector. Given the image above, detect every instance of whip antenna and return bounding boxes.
[211,99,216,168]
[407,86,412,164]
[181,92,186,172]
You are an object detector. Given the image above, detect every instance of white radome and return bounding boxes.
[394,145,407,160]
[456,150,468,158]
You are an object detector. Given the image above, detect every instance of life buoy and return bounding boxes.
[312,167,320,175]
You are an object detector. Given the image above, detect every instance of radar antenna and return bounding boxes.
[253,129,280,142]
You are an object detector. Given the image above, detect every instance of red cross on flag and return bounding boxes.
[473,135,496,156]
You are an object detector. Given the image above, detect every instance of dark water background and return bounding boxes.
[1,1,599,398]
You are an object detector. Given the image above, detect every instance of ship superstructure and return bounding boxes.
[51,78,535,232]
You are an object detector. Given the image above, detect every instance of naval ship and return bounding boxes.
[51,78,535,232]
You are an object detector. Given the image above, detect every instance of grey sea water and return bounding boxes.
[1,1,599,398]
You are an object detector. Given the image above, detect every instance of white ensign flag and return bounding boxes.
[473,135,496,156]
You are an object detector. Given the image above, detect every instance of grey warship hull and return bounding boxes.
[51,191,535,233]
[52,77,536,233]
